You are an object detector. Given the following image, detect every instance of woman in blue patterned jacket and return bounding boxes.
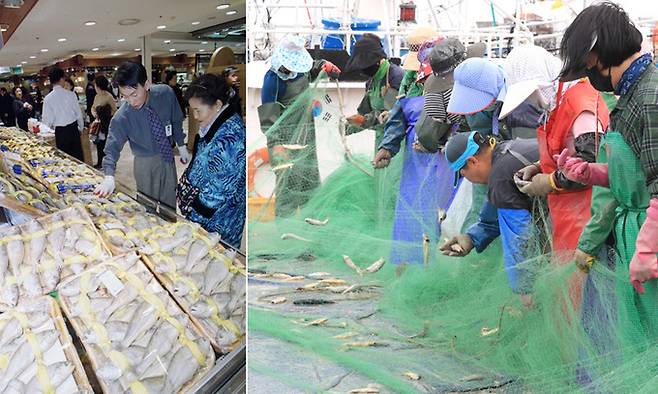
[178,73,246,247]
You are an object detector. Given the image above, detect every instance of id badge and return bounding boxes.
[165,124,173,137]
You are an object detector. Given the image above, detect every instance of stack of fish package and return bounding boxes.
[0,296,93,393]
[0,132,101,194]
[0,206,111,309]
[140,221,246,353]
[0,163,63,215]
[57,252,216,393]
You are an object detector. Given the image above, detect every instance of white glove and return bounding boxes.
[94,175,115,197]
[178,145,190,164]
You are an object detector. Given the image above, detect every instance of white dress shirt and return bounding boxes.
[42,85,84,131]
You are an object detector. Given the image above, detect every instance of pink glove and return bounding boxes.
[554,148,609,187]
[630,199,658,294]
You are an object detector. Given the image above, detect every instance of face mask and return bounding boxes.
[585,66,613,92]
[362,64,379,77]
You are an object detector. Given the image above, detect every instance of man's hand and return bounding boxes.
[516,163,541,181]
[377,111,390,125]
[94,175,115,197]
[178,145,190,164]
[412,141,430,153]
[574,249,595,274]
[439,234,474,257]
[518,173,554,197]
[373,148,392,168]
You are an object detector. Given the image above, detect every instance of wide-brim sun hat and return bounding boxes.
[270,35,313,73]
[499,44,561,119]
[425,40,486,93]
[415,38,441,82]
[402,25,439,71]
[343,34,387,73]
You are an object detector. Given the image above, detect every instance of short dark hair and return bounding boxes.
[184,73,229,107]
[114,61,148,88]
[94,75,111,93]
[560,2,642,79]
[12,86,23,96]
[87,73,95,82]
[49,67,65,85]
[0,87,6,93]
[164,70,177,84]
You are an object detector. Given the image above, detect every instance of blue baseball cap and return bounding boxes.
[447,58,507,115]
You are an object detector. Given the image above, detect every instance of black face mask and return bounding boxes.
[362,63,380,77]
[585,66,614,92]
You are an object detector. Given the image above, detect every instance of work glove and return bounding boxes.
[518,173,555,197]
[377,110,390,125]
[373,148,392,168]
[94,175,115,197]
[321,61,341,80]
[178,145,190,164]
[574,248,595,274]
[412,141,430,153]
[439,234,474,257]
[629,199,658,294]
[554,148,609,187]
[346,114,366,126]
[516,163,541,181]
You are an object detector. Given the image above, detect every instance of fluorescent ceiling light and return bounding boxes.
[40,49,48,52]
[217,4,230,10]
[169,48,176,52]
[164,40,171,44]
[57,38,67,42]
[92,48,100,51]
[157,25,166,29]
[29,55,36,59]
[84,21,96,26]
[226,10,237,15]
[117,38,126,42]
[192,21,200,25]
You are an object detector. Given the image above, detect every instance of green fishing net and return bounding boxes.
[248,76,656,393]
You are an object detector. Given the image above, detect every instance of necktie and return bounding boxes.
[145,104,174,163]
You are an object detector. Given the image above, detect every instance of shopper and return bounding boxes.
[178,73,246,247]
[85,73,97,123]
[165,70,186,118]
[90,75,117,169]
[0,87,14,126]
[95,61,189,208]
[223,66,242,117]
[42,68,85,161]
[12,86,35,132]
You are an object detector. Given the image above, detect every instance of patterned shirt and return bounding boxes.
[609,65,658,198]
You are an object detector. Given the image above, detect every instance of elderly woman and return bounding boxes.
[178,73,246,247]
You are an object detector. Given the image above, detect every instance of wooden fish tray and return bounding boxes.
[140,251,246,355]
[0,205,113,311]
[57,252,216,394]
[0,296,93,393]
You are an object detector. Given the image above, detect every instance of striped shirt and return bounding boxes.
[424,89,462,124]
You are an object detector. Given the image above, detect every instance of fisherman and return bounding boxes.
[558,2,658,333]
[343,33,404,148]
[258,34,340,217]
[502,44,610,308]
[439,131,544,307]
